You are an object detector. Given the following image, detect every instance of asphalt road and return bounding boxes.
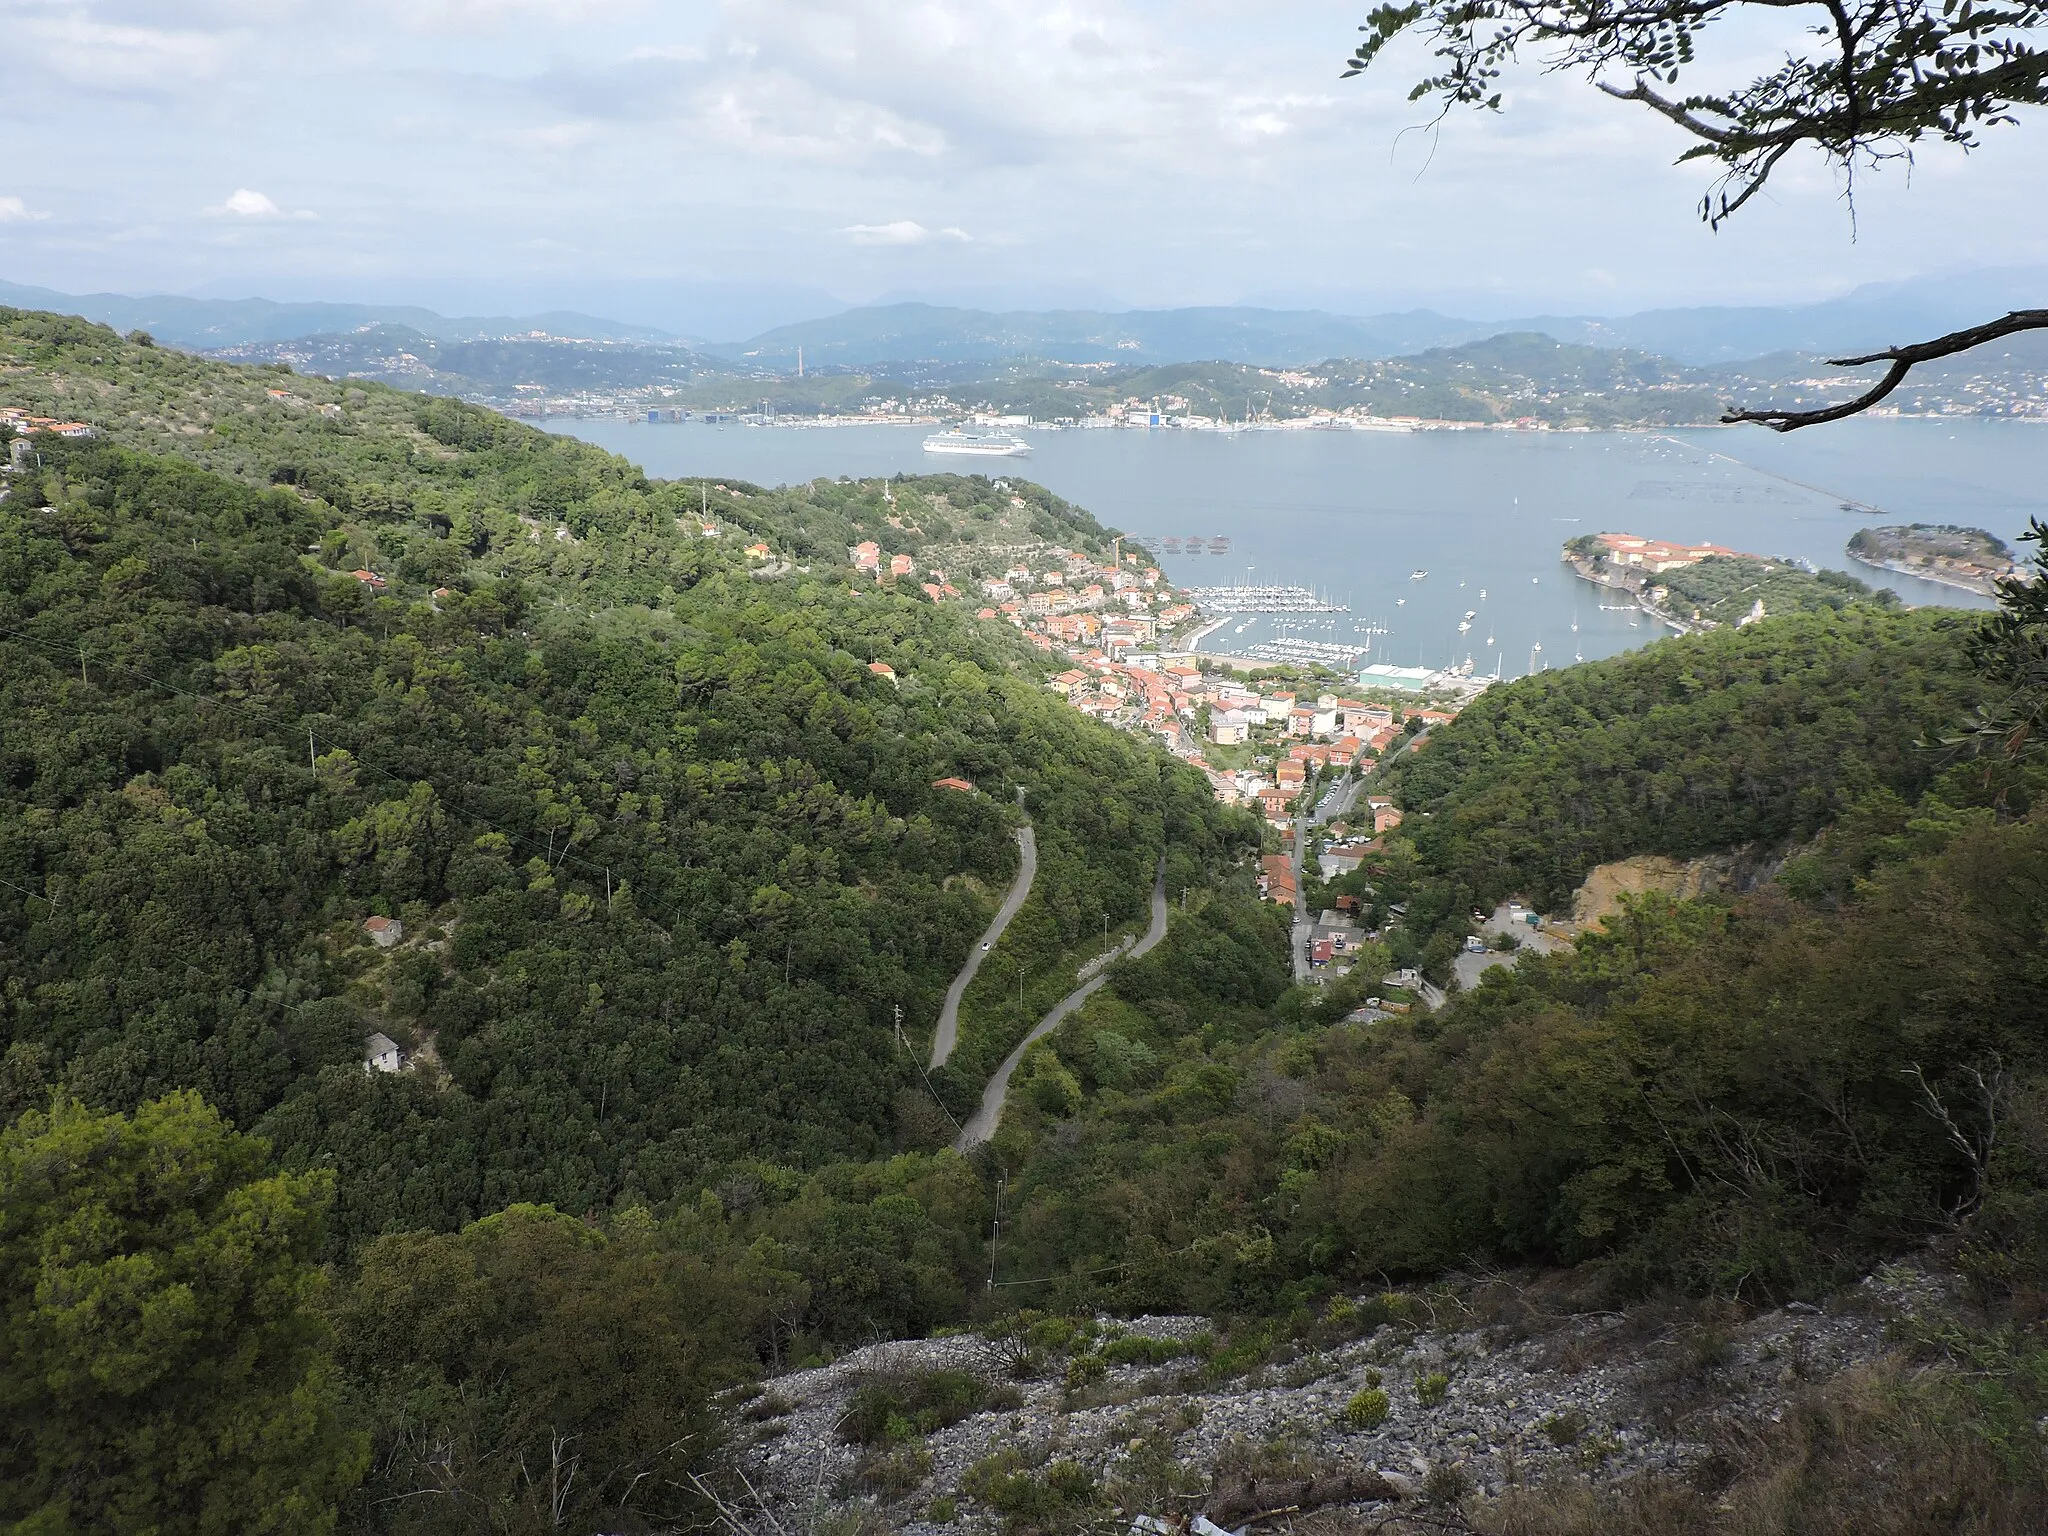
[930,822,1037,1070]
[955,854,1169,1149]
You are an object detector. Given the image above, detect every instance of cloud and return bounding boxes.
[1,0,2033,315]
[204,189,315,220]
[387,0,639,33]
[17,14,228,92]
[209,188,282,217]
[840,221,970,246]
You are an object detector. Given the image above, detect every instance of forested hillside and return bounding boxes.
[986,800,2048,1303]
[1376,609,1984,958]
[0,312,1252,1252]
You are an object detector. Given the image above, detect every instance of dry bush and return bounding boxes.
[1471,1357,2047,1536]
[1714,1362,2046,1536]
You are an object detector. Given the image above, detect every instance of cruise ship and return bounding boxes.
[922,429,1032,458]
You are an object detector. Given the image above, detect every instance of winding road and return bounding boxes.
[955,854,1169,1149]
[930,794,1038,1071]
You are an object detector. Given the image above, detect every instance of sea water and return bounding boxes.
[548,416,2044,678]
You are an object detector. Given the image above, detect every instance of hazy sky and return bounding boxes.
[7,0,2043,333]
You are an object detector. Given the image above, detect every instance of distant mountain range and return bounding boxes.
[204,324,725,397]
[715,272,2045,369]
[3,268,2039,369]
[0,280,674,349]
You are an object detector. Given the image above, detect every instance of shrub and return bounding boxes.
[1343,1387,1391,1429]
[1683,1325,1736,1375]
[856,1440,932,1497]
[1064,1353,1107,1393]
[1415,1371,1451,1408]
[1100,1334,1188,1368]
[1423,1462,1472,1505]
[965,1452,1104,1533]
[1542,1409,1588,1446]
[1025,1315,1081,1352]
[841,1369,995,1445]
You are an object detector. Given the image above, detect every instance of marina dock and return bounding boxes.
[1186,583,1349,614]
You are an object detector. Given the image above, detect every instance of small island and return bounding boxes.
[1565,531,1894,631]
[1846,524,2015,596]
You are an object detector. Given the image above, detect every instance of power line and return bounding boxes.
[894,1005,962,1133]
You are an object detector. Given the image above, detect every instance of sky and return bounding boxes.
[5,0,2044,337]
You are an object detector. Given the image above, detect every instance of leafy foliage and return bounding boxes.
[0,1093,366,1534]
[1344,0,2048,228]
[330,1203,757,1535]
[1388,608,1982,917]
[0,316,1246,1253]
[1651,554,1895,625]
[1962,517,2048,759]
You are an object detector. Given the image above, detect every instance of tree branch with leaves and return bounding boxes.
[1343,0,2048,427]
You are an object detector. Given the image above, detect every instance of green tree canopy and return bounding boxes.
[330,1203,769,1535]
[0,1092,366,1534]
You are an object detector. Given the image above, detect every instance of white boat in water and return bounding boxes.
[922,429,1032,457]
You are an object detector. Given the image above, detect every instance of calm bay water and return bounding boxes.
[548,416,2045,679]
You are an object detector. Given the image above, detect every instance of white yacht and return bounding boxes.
[923,429,1032,457]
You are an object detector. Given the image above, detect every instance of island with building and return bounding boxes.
[1846,523,2017,596]
[1565,531,1897,631]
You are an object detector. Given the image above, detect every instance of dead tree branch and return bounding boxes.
[1901,1057,2007,1222]
[1724,309,2048,430]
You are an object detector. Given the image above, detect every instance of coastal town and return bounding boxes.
[833,526,1470,890]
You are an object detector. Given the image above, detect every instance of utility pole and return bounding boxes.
[987,1169,1006,1290]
